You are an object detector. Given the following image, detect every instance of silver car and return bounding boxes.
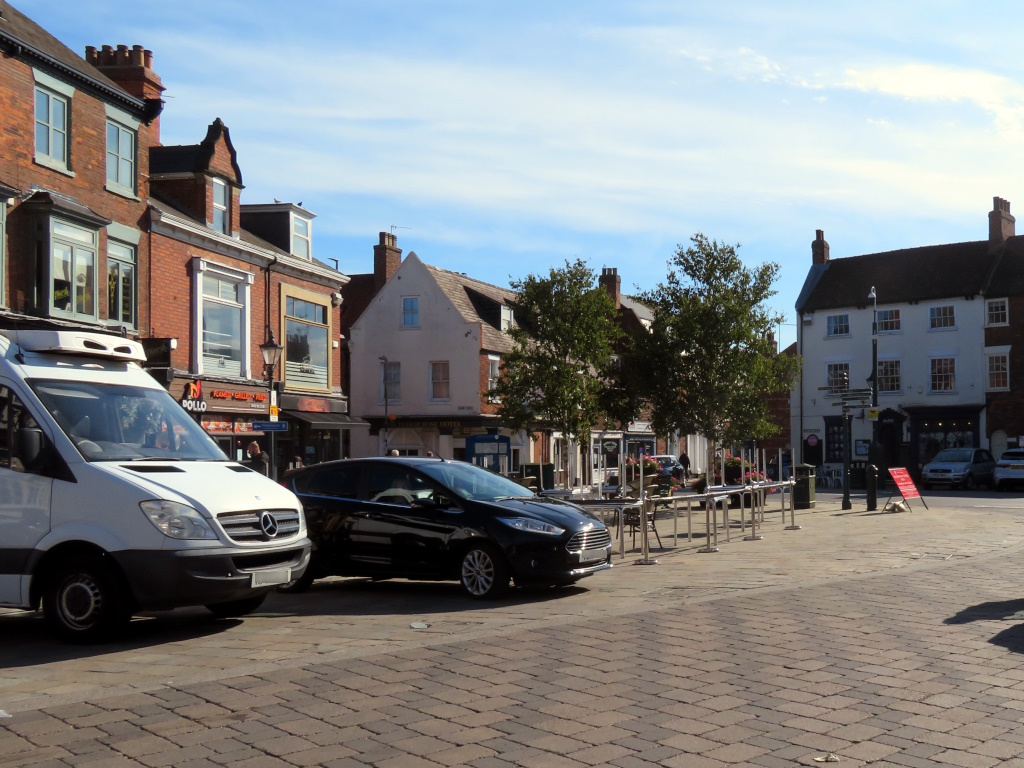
[921,447,995,490]
[994,448,1024,491]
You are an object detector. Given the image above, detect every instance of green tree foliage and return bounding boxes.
[491,259,621,445]
[637,234,799,449]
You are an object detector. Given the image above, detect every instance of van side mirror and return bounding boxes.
[16,427,47,472]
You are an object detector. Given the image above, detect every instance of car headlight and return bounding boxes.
[498,517,565,535]
[141,500,218,540]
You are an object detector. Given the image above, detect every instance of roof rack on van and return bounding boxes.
[1,330,147,363]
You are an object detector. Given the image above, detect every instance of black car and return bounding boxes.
[281,457,612,598]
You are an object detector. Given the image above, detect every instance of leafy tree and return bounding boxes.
[637,233,799,457]
[492,259,621,447]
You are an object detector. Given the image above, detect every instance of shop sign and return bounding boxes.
[296,397,331,413]
[180,380,207,413]
[209,389,268,403]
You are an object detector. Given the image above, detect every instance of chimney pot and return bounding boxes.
[812,230,830,265]
[989,196,1015,246]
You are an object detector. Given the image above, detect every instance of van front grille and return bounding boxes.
[218,509,302,543]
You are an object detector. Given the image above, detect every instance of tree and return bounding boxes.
[491,259,621,448]
[637,234,799,459]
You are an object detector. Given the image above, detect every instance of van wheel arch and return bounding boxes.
[31,543,135,611]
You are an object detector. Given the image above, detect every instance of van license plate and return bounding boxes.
[252,568,291,587]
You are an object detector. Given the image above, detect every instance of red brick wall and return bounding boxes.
[984,295,1024,440]
[0,54,151,330]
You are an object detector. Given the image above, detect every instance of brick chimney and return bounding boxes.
[373,232,402,292]
[599,267,621,309]
[812,230,829,265]
[85,45,165,133]
[989,196,1015,245]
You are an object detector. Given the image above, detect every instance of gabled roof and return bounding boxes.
[0,1,141,111]
[150,119,243,184]
[619,294,653,323]
[423,264,516,353]
[797,240,998,312]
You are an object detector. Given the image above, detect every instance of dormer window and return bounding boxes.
[500,305,513,332]
[292,215,311,259]
[212,178,229,234]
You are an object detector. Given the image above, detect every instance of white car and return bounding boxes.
[994,449,1024,491]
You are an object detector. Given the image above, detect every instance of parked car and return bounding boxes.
[921,448,996,490]
[281,457,612,598]
[652,455,683,477]
[994,448,1024,490]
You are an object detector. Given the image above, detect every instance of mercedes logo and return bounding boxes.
[259,511,279,538]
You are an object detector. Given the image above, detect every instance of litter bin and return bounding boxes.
[793,463,816,509]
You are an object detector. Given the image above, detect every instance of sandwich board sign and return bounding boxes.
[886,467,928,511]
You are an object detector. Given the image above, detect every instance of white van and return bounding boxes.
[0,330,310,641]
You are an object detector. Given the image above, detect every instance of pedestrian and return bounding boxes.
[246,440,269,475]
[677,450,690,480]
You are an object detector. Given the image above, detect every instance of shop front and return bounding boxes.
[169,378,271,462]
[279,392,369,468]
[904,405,984,478]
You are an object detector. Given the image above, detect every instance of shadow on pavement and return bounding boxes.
[945,598,1024,625]
[261,576,589,618]
[0,610,241,667]
[989,624,1024,654]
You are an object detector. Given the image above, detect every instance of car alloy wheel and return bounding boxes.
[460,543,509,599]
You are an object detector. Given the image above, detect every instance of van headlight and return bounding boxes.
[141,500,217,540]
[498,517,565,535]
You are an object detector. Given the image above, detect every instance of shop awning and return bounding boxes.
[283,411,371,429]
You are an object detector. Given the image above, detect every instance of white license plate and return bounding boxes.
[252,568,291,587]
[577,550,605,563]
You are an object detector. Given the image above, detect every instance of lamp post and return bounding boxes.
[867,286,882,507]
[260,332,283,480]
[379,355,389,454]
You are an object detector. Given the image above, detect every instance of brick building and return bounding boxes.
[0,3,160,335]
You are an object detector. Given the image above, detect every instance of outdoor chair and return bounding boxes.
[623,501,662,549]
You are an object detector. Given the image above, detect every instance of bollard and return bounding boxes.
[866,463,878,511]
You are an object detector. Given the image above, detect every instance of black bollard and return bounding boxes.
[866,463,877,511]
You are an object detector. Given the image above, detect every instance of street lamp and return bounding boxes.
[378,355,389,454]
[867,286,882,508]
[260,331,284,480]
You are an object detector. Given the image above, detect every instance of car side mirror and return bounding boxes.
[16,427,47,472]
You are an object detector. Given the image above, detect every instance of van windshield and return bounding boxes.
[30,379,226,462]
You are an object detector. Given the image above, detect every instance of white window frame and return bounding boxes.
[876,358,901,394]
[33,70,74,175]
[986,298,1009,327]
[212,178,230,234]
[191,257,253,378]
[429,361,450,401]
[929,356,957,393]
[826,361,850,395]
[985,347,1010,391]
[282,286,331,392]
[826,314,849,338]
[488,355,501,403]
[380,360,401,403]
[929,304,956,330]
[291,214,312,260]
[402,296,419,328]
[106,240,136,329]
[49,219,98,321]
[500,305,514,332]
[876,308,901,333]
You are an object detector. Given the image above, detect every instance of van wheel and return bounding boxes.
[460,543,509,599]
[43,557,130,643]
[206,594,266,618]
[277,569,315,594]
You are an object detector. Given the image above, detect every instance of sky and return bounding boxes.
[20,1,1024,350]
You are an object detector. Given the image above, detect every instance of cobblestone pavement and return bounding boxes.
[4,491,1024,766]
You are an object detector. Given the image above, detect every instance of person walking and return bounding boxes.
[677,450,691,480]
[246,440,270,475]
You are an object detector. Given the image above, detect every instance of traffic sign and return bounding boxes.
[252,421,288,431]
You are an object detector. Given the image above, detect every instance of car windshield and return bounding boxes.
[418,460,535,501]
[931,449,974,463]
[30,379,227,462]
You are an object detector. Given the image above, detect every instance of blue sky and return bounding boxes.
[21,1,1024,349]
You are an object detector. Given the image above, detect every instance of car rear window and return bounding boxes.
[1001,450,1024,460]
